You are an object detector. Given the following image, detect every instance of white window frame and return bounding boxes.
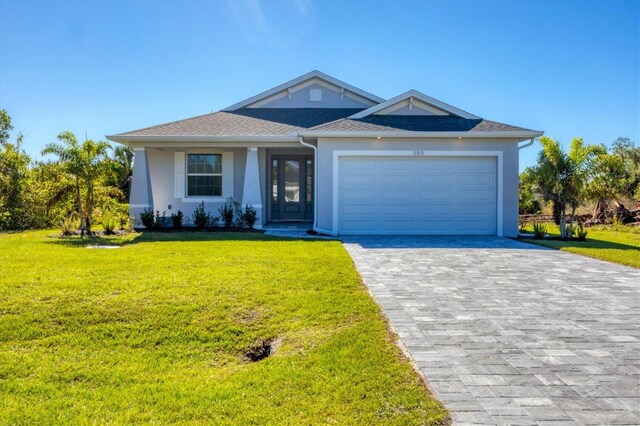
[186,153,223,198]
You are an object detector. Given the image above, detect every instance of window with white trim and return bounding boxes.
[187,154,222,196]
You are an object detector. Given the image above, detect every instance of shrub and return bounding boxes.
[532,222,547,239]
[218,200,235,228]
[192,202,211,229]
[171,210,184,229]
[140,208,156,229]
[612,214,624,227]
[123,216,134,232]
[59,214,80,236]
[575,225,588,241]
[240,204,258,229]
[519,219,528,233]
[211,216,220,228]
[102,215,118,235]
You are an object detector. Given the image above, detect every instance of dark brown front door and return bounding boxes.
[270,155,313,221]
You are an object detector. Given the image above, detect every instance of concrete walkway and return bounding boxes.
[343,236,640,425]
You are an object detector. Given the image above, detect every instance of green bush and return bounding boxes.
[102,216,118,235]
[192,202,211,229]
[612,214,624,227]
[58,214,80,236]
[218,200,235,228]
[240,205,258,229]
[575,225,588,241]
[171,210,184,229]
[140,208,156,229]
[532,222,547,239]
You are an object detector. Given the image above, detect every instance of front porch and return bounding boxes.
[127,145,315,229]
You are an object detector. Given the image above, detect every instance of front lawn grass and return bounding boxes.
[520,224,640,268]
[0,231,447,425]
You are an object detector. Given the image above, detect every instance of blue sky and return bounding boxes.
[1,0,638,170]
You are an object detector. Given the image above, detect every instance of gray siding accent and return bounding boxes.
[129,148,153,223]
[258,83,372,109]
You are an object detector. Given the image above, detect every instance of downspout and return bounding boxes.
[298,135,337,236]
[518,138,536,150]
[518,138,537,238]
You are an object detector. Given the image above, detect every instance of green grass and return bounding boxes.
[0,231,447,425]
[520,224,640,268]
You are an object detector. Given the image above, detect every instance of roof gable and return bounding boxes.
[222,70,384,111]
[349,90,479,120]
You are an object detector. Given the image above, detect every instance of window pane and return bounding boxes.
[272,159,278,204]
[187,154,197,173]
[187,175,222,196]
[285,160,300,202]
[187,153,221,174]
[212,155,222,174]
[306,159,313,203]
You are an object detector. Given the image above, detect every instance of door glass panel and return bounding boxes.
[306,159,313,203]
[285,160,300,202]
[272,159,278,204]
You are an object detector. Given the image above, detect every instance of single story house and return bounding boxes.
[107,71,542,237]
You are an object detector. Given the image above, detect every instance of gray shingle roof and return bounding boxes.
[118,108,365,137]
[309,116,535,132]
[116,109,534,137]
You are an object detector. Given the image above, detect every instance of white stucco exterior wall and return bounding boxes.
[131,147,262,226]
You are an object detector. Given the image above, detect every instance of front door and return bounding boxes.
[270,155,313,221]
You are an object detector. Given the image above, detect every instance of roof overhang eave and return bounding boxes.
[105,134,301,145]
[298,130,544,139]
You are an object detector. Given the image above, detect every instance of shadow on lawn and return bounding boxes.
[522,237,640,252]
[45,230,331,248]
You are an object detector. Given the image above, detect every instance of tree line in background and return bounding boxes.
[3,107,638,237]
[520,136,640,238]
[0,110,133,232]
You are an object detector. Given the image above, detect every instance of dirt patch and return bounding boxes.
[234,309,260,325]
[242,337,282,362]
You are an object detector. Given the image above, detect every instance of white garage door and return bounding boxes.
[338,156,497,235]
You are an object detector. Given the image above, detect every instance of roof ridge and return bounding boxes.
[222,70,384,111]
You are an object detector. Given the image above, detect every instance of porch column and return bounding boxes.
[242,147,263,228]
[130,147,153,226]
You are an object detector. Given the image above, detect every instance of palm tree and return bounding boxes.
[42,132,111,234]
[531,137,602,239]
[111,146,134,200]
[42,131,83,217]
[81,139,111,233]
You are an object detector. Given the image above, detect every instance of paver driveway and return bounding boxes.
[343,236,640,425]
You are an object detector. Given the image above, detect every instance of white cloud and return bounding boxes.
[225,0,312,48]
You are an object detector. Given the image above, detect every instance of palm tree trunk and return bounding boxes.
[75,176,81,216]
[85,179,93,234]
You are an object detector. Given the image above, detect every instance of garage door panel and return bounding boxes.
[379,205,416,216]
[338,156,497,235]
[416,192,454,203]
[342,175,376,186]
[379,189,413,203]
[374,160,413,174]
[380,175,415,185]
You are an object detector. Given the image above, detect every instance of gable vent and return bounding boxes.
[309,88,322,102]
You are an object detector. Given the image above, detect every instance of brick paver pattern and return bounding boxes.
[343,236,640,425]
